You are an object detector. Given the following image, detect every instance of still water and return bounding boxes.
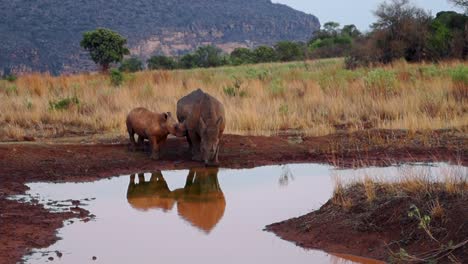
[20,163,462,264]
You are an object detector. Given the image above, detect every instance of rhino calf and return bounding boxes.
[177,89,225,166]
[126,107,185,160]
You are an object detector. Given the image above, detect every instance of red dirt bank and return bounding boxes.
[0,130,466,264]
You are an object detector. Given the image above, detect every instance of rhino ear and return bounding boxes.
[200,117,207,131]
[216,116,223,126]
[163,113,168,120]
[167,112,172,117]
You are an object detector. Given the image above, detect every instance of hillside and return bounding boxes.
[0,0,320,75]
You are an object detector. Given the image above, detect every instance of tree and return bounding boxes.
[274,41,305,62]
[372,0,432,63]
[448,0,468,14]
[147,55,177,70]
[253,46,277,63]
[193,45,227,68]
[342,24,361,37]
[119,57,143,72]
[323,21,341,36]
[429,11,468,59]
[179,53,198,69]
[80,28,130,72]
[230,48,255,65]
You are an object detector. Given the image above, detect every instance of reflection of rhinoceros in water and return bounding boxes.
[126,168,225,233]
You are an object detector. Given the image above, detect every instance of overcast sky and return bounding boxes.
[273,0,461,31]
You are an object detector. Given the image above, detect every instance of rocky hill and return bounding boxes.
[0,0,320,75]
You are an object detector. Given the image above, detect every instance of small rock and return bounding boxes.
[92,256,97,260]
[55,251,63,258]
[48,256,54,261]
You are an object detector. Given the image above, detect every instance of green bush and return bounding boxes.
[4,74,17,82]
[4,85,18,95]
[49,96,80,110]
[110,68,124,86]
[223,78,246,97]
[230,48,255,65]
[253,46,277,63]
[275,41,305,62]
[364,69,397,96]
[147,55,177,70]
[450,65,468,85]
[119,57,143,72]
[279,104,289,115]
[419,65,441,78]
[269,79,285,96]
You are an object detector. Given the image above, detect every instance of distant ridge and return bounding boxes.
[0,0,320,75]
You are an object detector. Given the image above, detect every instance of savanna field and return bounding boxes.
[0,58,467,141]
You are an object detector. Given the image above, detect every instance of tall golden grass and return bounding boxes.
[0,59,467,140]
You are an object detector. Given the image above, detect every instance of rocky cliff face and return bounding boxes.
[0,0,320,75]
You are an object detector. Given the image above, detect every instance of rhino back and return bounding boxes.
[177,89,225,133]
[177,89,205,124]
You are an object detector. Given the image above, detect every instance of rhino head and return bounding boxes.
[199,116,223,166]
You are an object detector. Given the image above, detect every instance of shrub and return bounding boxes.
[450,65,468,101]
[230,48,255,65]
[253,46,277,63]
[269,79,285,96]
[193,45,228,68]
[49,96,80,111]
[119,57,143,72]
[147,55,177,70]
[279,104,289,115]
[364,69,397,97]
[223,78,246,97]
[275,41,305,62]
[4,74,17,82]
[5,85,18,95]
[110,68,124,86]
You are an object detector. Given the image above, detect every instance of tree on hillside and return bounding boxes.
[80,28,130,72]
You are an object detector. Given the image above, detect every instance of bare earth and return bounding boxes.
[0,130,466,264]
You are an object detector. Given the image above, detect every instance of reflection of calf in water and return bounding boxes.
[126,168,225,233]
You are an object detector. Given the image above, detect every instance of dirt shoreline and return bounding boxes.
[266,185,468,262]
[0,130,466,264]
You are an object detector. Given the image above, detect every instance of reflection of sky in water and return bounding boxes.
[20,163,463,264]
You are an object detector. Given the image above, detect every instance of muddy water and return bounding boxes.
[19,163,462,264]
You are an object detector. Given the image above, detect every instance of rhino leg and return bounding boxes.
[137,135,145,151]
[149,136,161,160]
[128,129,137,152]
[186,133,193,153]
[188,130,202,161]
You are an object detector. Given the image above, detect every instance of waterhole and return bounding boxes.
[17,163,464,264]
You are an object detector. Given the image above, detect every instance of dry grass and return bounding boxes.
[332,164,468,207]
[0,59,467,140]
[332,177,354,210]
